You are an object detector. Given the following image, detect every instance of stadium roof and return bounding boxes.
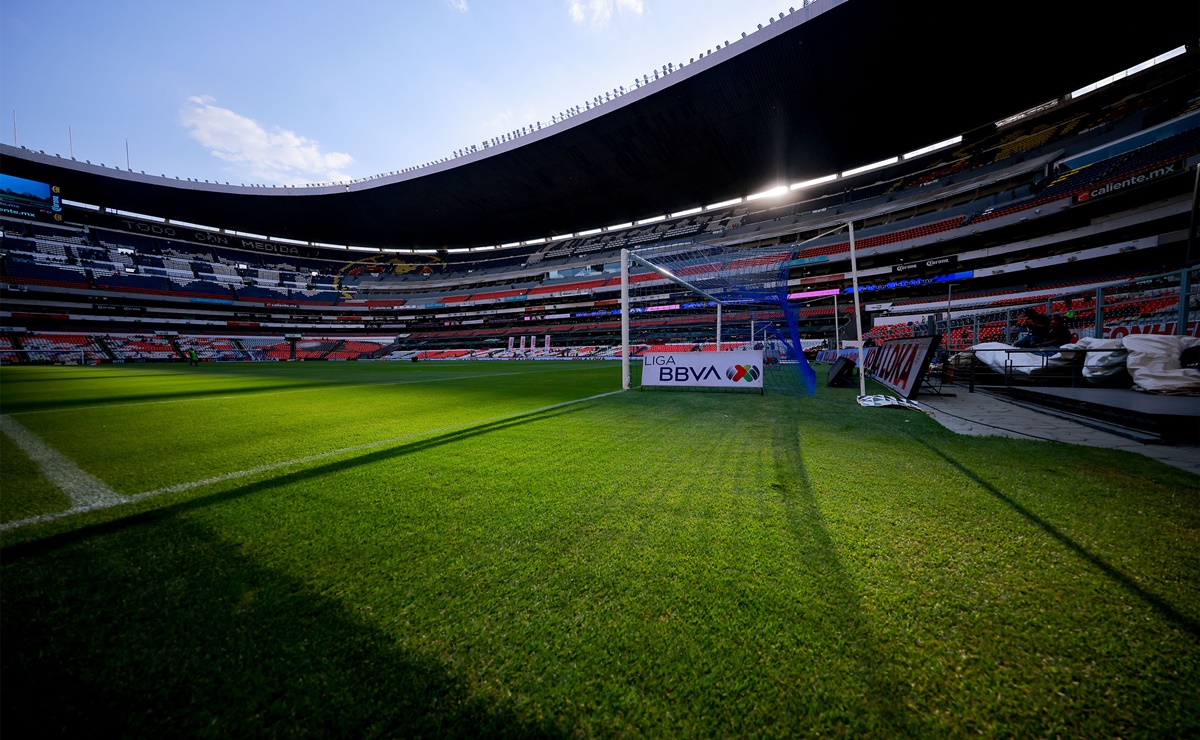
[2,0,1195,250]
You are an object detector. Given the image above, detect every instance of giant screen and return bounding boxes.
[0,173,63,222]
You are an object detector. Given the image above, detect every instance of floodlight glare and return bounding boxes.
[790,174,838,190]
[841,157,899,178]
[747,185,788,201]
[902,136,963,160]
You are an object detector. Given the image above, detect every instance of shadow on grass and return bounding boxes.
[0,381,337,415]
[3,401,596,556]
[910,434,1200,640]
[0,516,563,738]
[0,372,196,384]
[770,419,923,737]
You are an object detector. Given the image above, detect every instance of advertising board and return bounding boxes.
[641,350,764,391]
[862,336,941,400]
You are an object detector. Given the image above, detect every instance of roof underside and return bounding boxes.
[2,0,1195,249]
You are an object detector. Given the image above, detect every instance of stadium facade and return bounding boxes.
[1,0,1198,363]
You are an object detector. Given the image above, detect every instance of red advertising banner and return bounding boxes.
[863,336,941,400]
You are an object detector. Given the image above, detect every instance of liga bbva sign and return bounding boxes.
[641,350,764,390]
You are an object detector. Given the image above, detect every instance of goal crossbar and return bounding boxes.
[620,238,822,395]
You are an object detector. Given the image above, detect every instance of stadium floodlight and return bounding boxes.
[705,197,742,210]
[747,185,788,201]
[842,157,899,178]
[790,174,837,190]
[670,207,703,217]
[637,215,665,225]
[902,136,962,160]
[1070,46,1185,99]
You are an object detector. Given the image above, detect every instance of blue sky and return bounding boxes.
[2,1,797,186]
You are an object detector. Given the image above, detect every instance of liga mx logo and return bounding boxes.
[726,364,761,383]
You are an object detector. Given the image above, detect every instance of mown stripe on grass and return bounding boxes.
[0,390,624,533]
[7,366,604,416]
[0,415,123,510]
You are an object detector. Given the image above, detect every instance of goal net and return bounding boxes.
[0,348,91,365]
[620,240,817,395]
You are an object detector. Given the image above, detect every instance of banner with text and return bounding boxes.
[641,350,764,390]
[862,336,941,400]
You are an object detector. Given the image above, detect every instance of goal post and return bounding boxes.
[620,240,818,395]
[0,348,89,366]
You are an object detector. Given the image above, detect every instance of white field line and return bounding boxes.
[8,366,607,417]
[0,415,123,510]
[0,389,624,533]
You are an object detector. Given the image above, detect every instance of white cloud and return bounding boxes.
[445,0,469,13]
[477,101,544,140]
[569,0,643,28]
[483,108,516,131]
[180,95,354,185]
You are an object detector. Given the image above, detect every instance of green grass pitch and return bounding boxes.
[1,360,1197,737]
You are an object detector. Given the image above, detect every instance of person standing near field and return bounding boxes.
[188,348,200,366]
[1013,308,1050,348]
[1032,315,1071,350]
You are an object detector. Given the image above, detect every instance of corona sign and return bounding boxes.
[641,350,764,390]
